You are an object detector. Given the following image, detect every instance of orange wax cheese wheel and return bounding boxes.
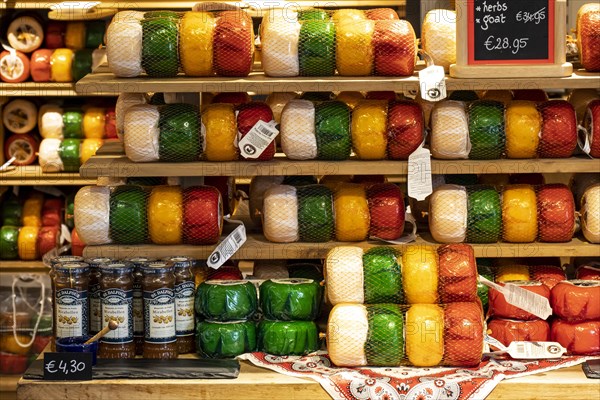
[402,245,438,303]
[18,226,39,260]
[22,193,43,227]
[50,48,74,82]
[180,12,215,76]
[80,138,103,164]
[421,10,456,72]
[202,103,238,161]
[327,303,368,367]
[505,101,541,159]
[351,100,387,160]
[405,304,444,367]
[148,186,183,245]
[502,185,538,243]
[334,184,369,241]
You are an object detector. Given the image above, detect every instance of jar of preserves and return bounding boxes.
[53,262,90,344]
[141,262,177,359]
[85,257,115,335]
[127,257,156,355]
[165,256,196,354]
[99,262,135,359]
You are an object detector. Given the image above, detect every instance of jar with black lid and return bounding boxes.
[127,257,157,354]
[164,256,196,354]
[53,262,90,346]
[85,257,115,335]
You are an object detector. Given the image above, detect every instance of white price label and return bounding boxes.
[418,65,446,102]
[207,220,246,269]
[407,147,433,201]
[505,341,566,359]
[239,120,279,159]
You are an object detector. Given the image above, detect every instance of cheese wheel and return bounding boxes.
[438,244,477,303]
[488,319,550,347]
[365,304,404,366]
[324,246,364,305]
[367,183,405,240]
[38,138,64,172]
[531,265,566,289]
[468,100,505,160]
[334,183,370,241]
[366,8,399,20]
[37,226,59,256]
[443,302,484,366]
[502,185,538,243]
[22,193,43,227]
[159,103,201,162]
[351,100,387,160]
[80,138,103,164]
[258,320,318,356]
[46,22,65,49]
[85,20,105,48]
[466,185,501,243]
[104,108,117,139]
[3,99,37,134]
[253,260,289,280]
[551,319,600,355]
[50,48,74,82]
[110,185,148,244]
[0,51,30,83]
[280,100,317,160]
[64,22,86,50]
[260,278,322,320]
[581,184,600,243]
[406,304,444,367]
[505,101,541,159]
[567,89,598,121]
[315,101,351,160]
[197,320,256,358]
[265,92,297,123]
[577,4,600,72]
[421,10,456,72]
[41,198,61,227]
[147,186,183,244]
[141,17,179,77]
[538,100,577,158]
[297,185,334,242]
[196,280,257,321]
[327,304,368,367]
[182,186,223,245]
[263,185,299,243]
[116,93,147,140]
[387,100,424,159]
[585,99,600,158]
[402,245,438,303]
[551,280,600,321]
[249,176,285,227]
[0,226,19,260]
[336,16,373,76]
[298,20,336,76]
[482,90,514,103]
[2,197,22,227]
[30,49,53,82]
[363,247,403,303]
[82,108,105,139]
[180,12,215,76]
[7,16,44,53]
[496,264,530,282]
[70,229,84,257]
[429,184,468,243]
[373,20,415,76]
[261,10,300,77]
[537,184,575,243]
[106,14,144,77]
[124,104,160,162]
[236,102,276,161]
[38,105,64,139]
[71,49,93,81]
[4,133,38,166]
[57,139,80,172]
[202,103,238,161]
[18,226,39,260]
[430,101,470,159]
[62,111,83,139]
[489,281,550,320]
[335,91,364,109]
[577,264,600,280]
[213,11,254,77]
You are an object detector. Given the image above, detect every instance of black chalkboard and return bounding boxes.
[43,352,93,381]
[471,0,552,62]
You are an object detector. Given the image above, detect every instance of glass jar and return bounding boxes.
[52,262,90,344]
[85,257,115,335]
[165,257,196,354]
[141,262,177,359]
[98,262,135,359]
[127,257,156,355]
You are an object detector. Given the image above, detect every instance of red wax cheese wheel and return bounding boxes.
[37,226,59,256]
[204,176,235,216]
[585,99,600,158]
[438,244,478,303]
[0,51,30,83]
[30,49,53,82]
[236,102,276,161]
[212,92,251,105]
[551,319,600,355]
[531,265,566,289]
[513,90,548,102]
[366,8,399,20]
[41,198,62,227]
[577,4,600,72]
[213,11,253,77]
[46,22,66,49]
[551,280,600,321]
[387,100,424,159]
[443,302,484,367]
[372,20,416,76]
[537,184,575,242]
[207,263,242,280]
[183,186,223,245]
[4,133,38,166]
[576,264,600,280]
[367,183,405,240]
[104,108,117,139]
[538,101,577,158]
[489,281,550,321]
[70,228,85,257]
[488,319,550,347]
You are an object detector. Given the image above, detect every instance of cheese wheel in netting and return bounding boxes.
[551,280,600,321]
[584,99,600,158]
[531,265,566,289]
[41,198,61,227]
[62,111,83,139]
[327,303,369,367]
[159,103,201,162]
[406,304,444,367]
[335,12,373,76]
[46,21,65,49]
[537,184,575,242]
[141,17,179,78]
[3,99,37,134]
[551,319,600,355]
[80,138,103,164]
[430,101,470,159]
[106,12,144,77]
[0,51,30,83]
[502,185,538,243]
[261,10,300,77]
[334,183,370,241]
[116,93,147,140]
[22,193,42,227]
[7,16,43,53]
[30,49,53,82]
[438,244,477,303]
[280,100,317,160]
[50,49,74,82]
[74,186,111,245]
[37,226,59,256]
[265,92,297,124]
[71,49,93,81]
[505,101,541,159]
[402,245,438,304]
[38,138,63,172]
[104,108,117,139]
[577,264,600,280]
[58,138,81,172]
[110,185,148,244]
[468,100,505,160]
[258,320,318,356]
[466,185,501,243]
[352,100,387,160]
[324,246,364,305]
[249,176,285,227]
[387,100,423,159]
[18,226,39,260]
[496,264,530,282]
[263,185,299,243]
[335,91,364,109]
[260,278,322,320]
[124,104,160,162]
[315,101,351,160]
[373,20,415,76]
[429,184,468,243]
[421,10,456,72]
[298,20,336,76]
[567,89,598,122]
[481,90,514,103]
[213,11,253,77]
[362,247,403,303]
[0,226,19,260]
[196,320,256,358]
[2,197,22,227]
[85,20,105,48]
[195,280,257,321]
[202,103,238,161]
[297,185,334,242]
[538,100,577,158]
[147,186,183,245]
[38,104,64,139]
[488,319,550,347]
[253,260,289,280]
[577,4,600,72]
[366,8,399,20]
[489,281,550,320]
[581,184,600,243]
[4,133,38,166]
[65,22,85,50]
[82,108,105,139]
[179,12,215,76]
[236,102,276,161]
[367,183,405,240]
[364,304,404,366]
[443,302,484,367]
[182,186,222,245]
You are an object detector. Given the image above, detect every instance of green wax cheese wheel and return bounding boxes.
[297,185,334,242]
[0,226,19,260]
[71,49,93,81]
[144,11,180,19]
[65,192,75,229]
[62,111,83,138]
[158,103,201,162]
[259,278,322,320]
[142,18,179,78]
[195,280,257,321]
[468,100,505,160]
[298,10,329,21]
[85,20,105,48]
[58,139,81,172]
[196,320,256,358]
[287,262,323,281]
[109,185,148,244]
[2,198,21,226]
[282,175,318,187]
[365,304,404,366]
[299,21,336,76]
[467,186,501,243]
[363,247,402,304]
[315,101,351,160]
[258,320,319,356]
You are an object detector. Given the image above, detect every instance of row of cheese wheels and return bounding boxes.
[36,137,104,172]
[1,192,63,228]
[0,225,61,260]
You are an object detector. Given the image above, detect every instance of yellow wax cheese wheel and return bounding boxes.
[74,185,111,245]
[421,10,456,72]
[406,304,444,367]
[83,107,106,139]
[505,101,540,159]
[265,92,298,124]
[123,104,160,162]
[38,138,63,172]
[581,184,600,243]
[262,185,299,243]
[116,93,147,140]
[50,48,74,82]
[496,264,530,282]
[148,186,183,244]
[280,99,317,160]
[327,303,368,367]
[335,91,364,109]
[336,17,374,76]
[38,105,64,139]
[180,12,215,76]
[402,245,438,303]
[203,103,238,161]
[351,100,387,160]
[334,183,370,241]
[65,22,86,50]
[106,12,144,77]
[22,193,43,227]
[429,184,468,243]
[332,9,365,24]
[80,138,103,164]
[261,10,300,77]
[18,226,39,260]
[325,246,364,305]
[431,100,470,159]
[502,185,538,243]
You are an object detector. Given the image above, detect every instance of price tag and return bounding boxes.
[577,124,593,158]
[407,146,433,201]
[238,120,279,159]
[207,219,246,269]
[418,65,446,102]
[505,341,566,359]
[44,352,93,381]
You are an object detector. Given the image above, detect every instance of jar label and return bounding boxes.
[89,283,102,334]
[175,281,195,336]
[133,284,143,336]
[101,289,133,343]
[56,288,88,338]
[144,288,176,343]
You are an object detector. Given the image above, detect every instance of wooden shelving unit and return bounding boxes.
[0,166,97,186]
[0,261,49,273]
[0,82,116,97]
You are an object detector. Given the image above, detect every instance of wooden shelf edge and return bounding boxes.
[0,261,49,273]
[0,82,116,97]
[0,166,97,186]
[0,374,20,392]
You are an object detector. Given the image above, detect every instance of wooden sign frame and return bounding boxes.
[450,0,572,78]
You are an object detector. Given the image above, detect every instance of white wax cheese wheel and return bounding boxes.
[581,184,600,243]
[280,100,317,160]
[430,101,470,159]
[261,11,300,77]
[3,99,37,134]
[38,105,64,139]
[421,10,456,72]
[123,104,160,162]
[249,176,285,227]
[429,184,468,243]
[106,18,143,77]
[74,185,111,245]
[253,260,289,280]
[116,93,148,140]
[7,16,44,53]
[38,138,63,172]
[325,246,364,305]
[327,304,368,367]
[265,92,298,123]
[262,185,299,243]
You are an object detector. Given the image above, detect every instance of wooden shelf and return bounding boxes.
[0,166,97,186]
[0,261,48,273]
[0,374,20,393]
[0,82,115,97]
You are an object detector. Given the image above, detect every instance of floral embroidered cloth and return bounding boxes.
[240,352,594,400]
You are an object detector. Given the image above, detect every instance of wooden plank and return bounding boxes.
[0,166,97,186]
[0,374,20,392]
[0,83,116,97]
[0,261,48,273]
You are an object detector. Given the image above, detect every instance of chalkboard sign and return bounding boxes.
[43,352,93,381]
[469,0,554,63]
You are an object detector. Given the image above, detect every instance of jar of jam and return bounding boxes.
[165,257,196,354]
[85,257,115,335]
[141,262,177,359]
[53,262,90,344]
[98,262,135,359]
[127,257,156,355]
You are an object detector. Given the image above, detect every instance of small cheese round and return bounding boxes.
[262,185,299,243]
[38,138,64,172]
[280,100,317,160]
[327,304,368,367]
[324,246,364,305]
[123,104,160,162]
[74,186,112,245]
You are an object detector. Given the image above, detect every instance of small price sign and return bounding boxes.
[44,352,93,381]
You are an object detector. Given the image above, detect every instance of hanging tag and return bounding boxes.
[207,219,246,269]
[418,65,446,102]
[371,206,418,244]
[479,276,553,320]
[239,120,279,159]
[484,334,508,352]
[577,124,593,158]
[505,341,566,359]
[59,224,72,245]
[408,146,433,201]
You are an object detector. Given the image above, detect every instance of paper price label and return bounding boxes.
[207,220,246,269]
[407,147,433,201]
[418,65,447,102]
[239,120,279,159]
[506,341,566,359]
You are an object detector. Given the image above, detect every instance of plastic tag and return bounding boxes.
[418,65,447,102]
[371,206,418,244]
[59,224,71,245]
[239,120,279,159]
[505,341,566,359]
[407,147,433,201]
[207,219,246,269]
[577,124,593,158]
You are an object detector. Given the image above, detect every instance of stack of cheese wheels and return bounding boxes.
[421,10,456,72]
[581,184,600,243]
[367,183,405,240]
[505,101,541,159]
[502,184,538,243]
[584,100,600,158]
[429,184,468,243]
[261,9,300,77]
[298,11,335,76]
[537,184,575,242]
[430,101,470,159]
[468,100,505,160]
[577,4,600,72]
[141,12,180,77]
[372,19,416,76]
[538,100,577,158]
[179,11,215,76]
[280,100,318,160]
